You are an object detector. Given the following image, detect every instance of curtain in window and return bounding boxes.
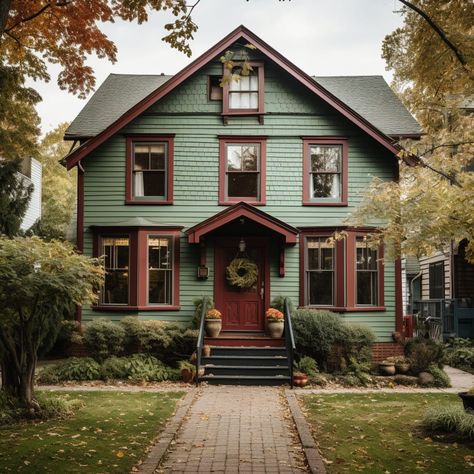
[229,74,258,109]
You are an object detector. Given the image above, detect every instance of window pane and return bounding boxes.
[229,92,241,108]
[356,246,367,269]
[242,146,258,170]
[134,145,149,170]
[148,236,173,305]
[250,74,258,90]
[307,239,320,270]
[150,145,166,169]
[149,238,172,269]
[312,173,340,198]
[104,271,128,304]
[142,171,165,196]
[310,146,341,172]
[149,270,172,305]
[102,237,129,305]
[227,146,243,171]
[227,172,258,198]
[321,245,334,270]
[240,75,250,90]
[229,77,241,91]
[309,271,333,305]
[239,92,250,108]
[249,92,258,108]
[116,244,129,269]
[357,272,378,305]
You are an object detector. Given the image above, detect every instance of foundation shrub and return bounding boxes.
[404,337,444,374]
[37,357,101,383]
[83,320,126,362]
[120,318,171,358]
[426,364,451,388]
[295,356,319,377]
[124,354,171,382]
[444,338,474,373]
[165,325,198,364]
[292,309,375,372]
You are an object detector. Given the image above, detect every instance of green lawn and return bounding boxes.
[0,390,184,473]
[302,393,474,473]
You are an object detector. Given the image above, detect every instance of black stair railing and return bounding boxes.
[284,298,296,389]
[195,296,210,386]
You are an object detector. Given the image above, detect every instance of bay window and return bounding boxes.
[356,237,379,306]
[101,237,129,305]
[306,237,335,306]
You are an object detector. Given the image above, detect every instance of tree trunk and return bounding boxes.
[0,0,12,38]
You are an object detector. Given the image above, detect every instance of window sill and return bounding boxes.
[299,306,386,313]
[93,305,181,312]
[219,200,266,206]
[303,201,348,207]
[125,199,173,205]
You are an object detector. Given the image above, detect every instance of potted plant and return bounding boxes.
[179,360,195,383]
[266,308,284,338]
[205,309,222,337]
[379,360,396,376]
[386,355,410,374]
[293,371,309,387]
[458,386,474,411]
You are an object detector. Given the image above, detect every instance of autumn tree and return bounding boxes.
[29,123,77,240]
[350,0,474,262]
[0,237,104,411]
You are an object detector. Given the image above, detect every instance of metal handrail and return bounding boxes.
[195,296,209,385]
[284,298,296,389]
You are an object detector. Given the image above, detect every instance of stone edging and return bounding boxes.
[134,388,198,473]
[285,390,326,474]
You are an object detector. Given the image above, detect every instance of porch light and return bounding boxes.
[238,238,246,253]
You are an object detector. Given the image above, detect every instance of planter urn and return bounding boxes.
[205,319,222,338]
[395,363,410,374]
[293,372,308,387]
[458,392,474,411]
[181,368,194,383]
[379,362,396,376]
[268,320,284,338]
[203,345,211,357]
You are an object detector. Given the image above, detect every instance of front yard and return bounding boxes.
[302,393,474,473]
[0,390,184,473]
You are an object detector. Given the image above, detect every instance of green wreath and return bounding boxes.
[226,258,258,289]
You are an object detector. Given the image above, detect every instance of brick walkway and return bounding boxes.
[156,386,308,473]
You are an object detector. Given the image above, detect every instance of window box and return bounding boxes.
[218,136,267,205]
[302,138,348,206]
[125,135,174,204]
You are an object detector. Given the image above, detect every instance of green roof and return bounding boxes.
[65,73,421,139]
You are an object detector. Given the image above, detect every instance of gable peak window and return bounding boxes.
[222,62,264,122]
[303,138,348,206]
[126,135,174,204]
[219,137,267,205]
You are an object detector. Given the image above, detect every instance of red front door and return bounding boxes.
[214,239,268,331]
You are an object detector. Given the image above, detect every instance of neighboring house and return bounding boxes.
[19,157,42,231]
[401,256,421,315]
[413,242,474,339]
[63,26,422,376]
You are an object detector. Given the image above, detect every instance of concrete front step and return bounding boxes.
[200,374,292,386]
[203,364,290,377]
[210,346,288,357]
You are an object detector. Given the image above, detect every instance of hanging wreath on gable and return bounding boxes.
[226,258,258,289]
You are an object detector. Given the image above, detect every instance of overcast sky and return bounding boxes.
[32,0,405,134]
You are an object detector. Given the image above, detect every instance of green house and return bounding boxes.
[64,26,420,363]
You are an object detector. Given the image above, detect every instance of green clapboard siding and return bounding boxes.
[81,57,397,341]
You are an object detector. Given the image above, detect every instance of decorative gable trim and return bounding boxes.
[64,25,400,170]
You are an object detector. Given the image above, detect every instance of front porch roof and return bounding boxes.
[186,202,298,244]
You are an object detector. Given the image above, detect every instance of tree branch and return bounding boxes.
[398,0,473,78]
[419,141,474,157]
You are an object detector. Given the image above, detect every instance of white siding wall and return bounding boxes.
[419,252,451,300]
[20,158,42,230]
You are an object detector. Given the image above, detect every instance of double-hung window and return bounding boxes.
[306,237,335,306]
[101,237,129,305]
[429,261,445,299]
[125,135,174,204]
[356,238,379,306]
[219,137,266,205]
[303,139,348,205]
[148,236,174,305]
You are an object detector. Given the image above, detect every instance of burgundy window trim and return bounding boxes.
[302,138,348,206]
[222,61,265,120]
[218,136,267,206]
[299,228,385,312]
[92,228,181,311]
[125,134,175,205]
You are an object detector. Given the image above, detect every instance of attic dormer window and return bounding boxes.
[125,134,174,205]
[222,62,264,124]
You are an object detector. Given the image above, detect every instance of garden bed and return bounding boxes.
[0,390,184,473]
[301,393,474,473]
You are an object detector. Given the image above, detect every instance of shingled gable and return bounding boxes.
[64,25,401,170]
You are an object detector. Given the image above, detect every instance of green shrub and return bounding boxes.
[83,320,126,362]
[192,297,215,328]
[165,325,198,364]
[37,357,101,383]
[270,296,295,314]
[427,364,451,387]
[423,405,474,440]
[100,356,129,380]
[404,337,444,374]
[344,357,373,386]
[444,339,474,372]
[0,391,82,425]
[296,356,318,377]
[292,309,375,371]
[124,354,170,382]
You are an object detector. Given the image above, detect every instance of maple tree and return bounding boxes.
[350,0,474,263]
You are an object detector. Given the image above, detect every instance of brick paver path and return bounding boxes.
[157,385,308,473]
